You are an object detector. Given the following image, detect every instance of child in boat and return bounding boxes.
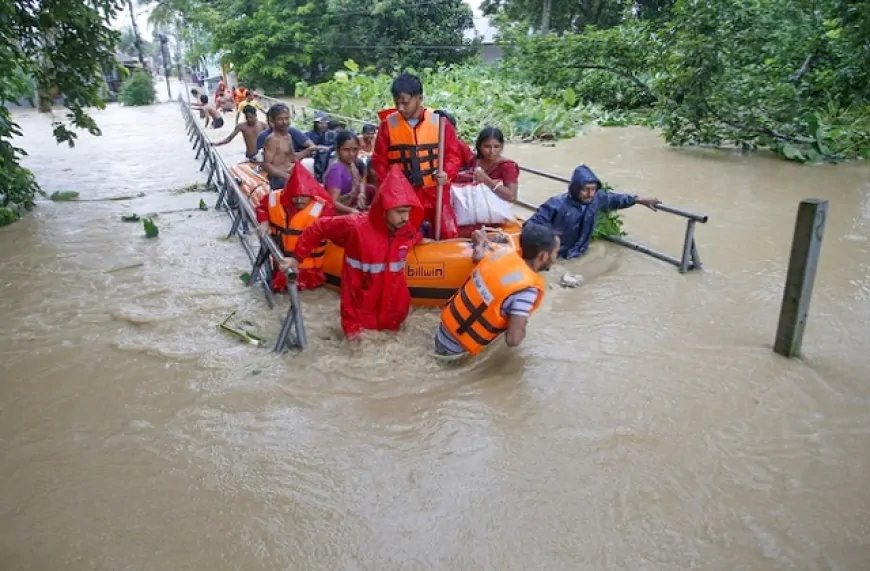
[255,165,337,291]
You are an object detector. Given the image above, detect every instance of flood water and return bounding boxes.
[2,89,869,570]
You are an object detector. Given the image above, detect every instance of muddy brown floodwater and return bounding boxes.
[1,90,869,570]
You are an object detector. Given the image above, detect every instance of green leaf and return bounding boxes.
[143,217,159,238]
[780,143,807,163]
[121,214,141,222]
[50,191,80,201]
[198,199,208,211]
[239,272,251,283]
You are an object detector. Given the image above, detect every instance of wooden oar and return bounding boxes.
[433,115,447,241]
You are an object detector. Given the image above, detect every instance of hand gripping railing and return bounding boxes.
[256,98,708,273]
[178,97,308,351]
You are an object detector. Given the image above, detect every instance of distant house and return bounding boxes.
[465,13,502,63]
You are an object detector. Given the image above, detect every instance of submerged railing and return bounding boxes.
[257,96,708,273]
[178,97,308,352]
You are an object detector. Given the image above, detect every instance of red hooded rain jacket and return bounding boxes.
[293,165,424,339]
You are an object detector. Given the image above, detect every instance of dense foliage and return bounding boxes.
[119,70,157,106]
[1,0,123,227]
[298,60,612,141]
[139,0,476,93]
[503,0,870,162]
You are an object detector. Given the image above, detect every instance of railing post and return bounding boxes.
[773,199,828,358]
[679,219,696,273]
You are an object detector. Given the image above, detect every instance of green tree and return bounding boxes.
[1,0,123,226]
[321,0,476,74]
[482,0,625,33]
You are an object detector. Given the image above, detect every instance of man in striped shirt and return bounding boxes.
[435,224,558,357]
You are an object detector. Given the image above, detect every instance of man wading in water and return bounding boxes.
[262,104,318,189]
[211,106,267,161]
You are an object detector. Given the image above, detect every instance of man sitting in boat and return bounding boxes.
[280,165,424,341]
[527,165,661,259]
[306,113,330,147]
[371,73,464,239]
[256,166,336,291]
[434,223,558,357]
[212,106,267,162]
[258,106,325,176]
[262,104,320,189]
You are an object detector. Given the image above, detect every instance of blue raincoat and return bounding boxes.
[527,165,636,259]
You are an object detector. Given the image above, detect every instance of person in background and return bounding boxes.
[371,73,464,239]
[527,164,661,259]
[219,91,235,114]
[434,223,558,357]
[211,106,267,161]
[190,88,205,119]
[255,165,336,291]
[192,94,223,129]
[280,166,424,340]
[359,124,376,156]
[306,113,330,146]
[434,110,476,171]
[262,104,318,190]
[323,131,364,215]
[235,90,265,124]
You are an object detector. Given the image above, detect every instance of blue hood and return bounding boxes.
[568,165,601,200]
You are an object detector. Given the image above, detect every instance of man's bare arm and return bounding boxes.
[504,315,528,347]
[213,125,241,147]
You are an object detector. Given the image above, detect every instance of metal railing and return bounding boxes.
[255,97,708,273]
[179,97,308,352]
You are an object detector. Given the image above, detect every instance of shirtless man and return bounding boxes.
[211,106,266,161]
[192,94,224,129]
[262,104,318,189]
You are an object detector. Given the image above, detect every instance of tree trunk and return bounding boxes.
[541,0,552,33]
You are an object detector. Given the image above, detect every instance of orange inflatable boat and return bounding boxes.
[230,160,524,307]
[320,221,523,307]
[229,161,270,207]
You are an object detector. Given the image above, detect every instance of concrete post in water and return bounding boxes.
[773,199,828,358]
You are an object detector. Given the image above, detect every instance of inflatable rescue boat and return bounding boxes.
[230,161,524,307]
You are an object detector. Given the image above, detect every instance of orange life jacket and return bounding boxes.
[440,247,545,355]
[385,108,440,188]
[267,191,327,269]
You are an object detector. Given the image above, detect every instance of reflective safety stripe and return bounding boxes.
[345,257,406,273]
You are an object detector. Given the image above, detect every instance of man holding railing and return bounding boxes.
[527,164,661,259]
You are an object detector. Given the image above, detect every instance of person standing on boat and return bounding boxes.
[256,165,336,291]
[371,73,464,240]
[280,165,424,340]
[323,131,367,215]
[434,223,558,357]
[527,164,661,259]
